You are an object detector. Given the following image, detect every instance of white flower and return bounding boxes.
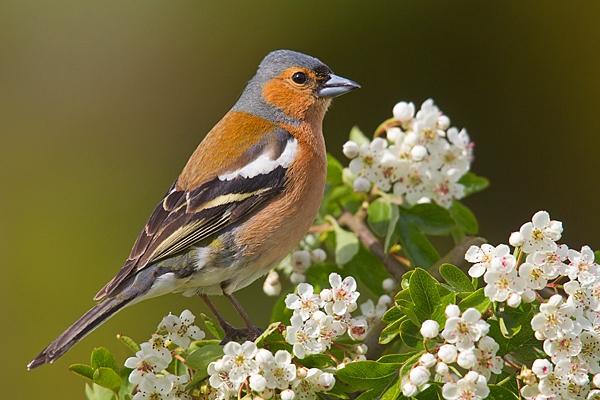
[393,101,415,121]
[347,318,368,340]
[133,373,174,400]
[325,273,360,315]
[159,310,205,349]
[281,389,295,400]
[538,371,568,398]
[314,311,345,348]
[342,141,359,159]
[530,245,569,279]
[465,244,508,278]
[441,371,489,400]
[263,270,282,296]
[578,332,600,374]
[292,369,334,400]
[519,262,549,290]
[419,353,436,368]
[310,249,327,264]
[401,381,418,397]
[125,342,172,384]
[208,359,236,397]
[290,250,312,272]
[382,278,397,293]
[531,295,573,340]
[532,358,553,378]
[285,283,324,321]
[409,365,430,386]
[166,374,191,400]
[437,344,458,364]
[517,211,562,253]
[420,320,440,339]
[256,349,296,390]
[222,341,259,384]
[567,245,599,286]
[483,269,526,302]
[441,308,489,350]
[429,168,465,208]
[286,314,321,359]
[249,374,267,392]
[543,332,582,363]
[471,336,503,380]
[457,349,477,369]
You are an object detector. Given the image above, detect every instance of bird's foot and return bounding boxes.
[219,324,263,345]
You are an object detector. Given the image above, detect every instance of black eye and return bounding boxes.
[292,71,307,85]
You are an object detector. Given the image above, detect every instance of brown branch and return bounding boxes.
[338,209,407,283]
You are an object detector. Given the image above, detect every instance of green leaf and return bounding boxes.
[396,300,420,327]
[400,204,456,235]
[368,199,391,238]
[380,316,404,344]
[487,385,520,399]
[85,383,116,400]
[459,172,489,196]
[399,319,423,349]
[459,288,491,313]
[382,305,404,324]
[379,376,402,400]
[70,363,95,381]
[409,268,441,322]
[332,220,359,265]
[349,125,370,146]
[90,348,119,372]
[439,263,475,293]
[299,354,337,369]
[327,153,344,185]
[186,345,224,385]
[397,220,440,269]
[336,360,400,390]
[384,202,401,253]
[415,384,442,399]
[498,312,522,338]
[93,367,122,392]
[201,313,225,340]
[117,334,140,353]
[449,201,478,235]
[377,351,422,365]
[117,367,136,400]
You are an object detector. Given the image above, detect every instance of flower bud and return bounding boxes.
[435,362,448,375]
[507,293,522,308]
[310,248,327,263]
[281,389,295,400]
[509,231,525,247]
[382,278,397,293]
[401,382,418,397]
[342,141,359,159]
[420,320,440,339]
[437,344,458,363]
[419,353,436,368]
[290,272,306,284]
[457,350,477,369]
[409,366,431,386]
[393,101,415,121]
[353,177,371,192]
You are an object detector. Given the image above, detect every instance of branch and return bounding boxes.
[338,209,407,283]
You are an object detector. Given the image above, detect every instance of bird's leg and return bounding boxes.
[224,293,263,341]
[199,294,257,344]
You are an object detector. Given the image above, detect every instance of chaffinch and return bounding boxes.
[28,49,359,369]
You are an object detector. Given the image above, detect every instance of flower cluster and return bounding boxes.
[285,273,368,358]
[404,306,500,399]
[125,309,206,399]
[342,99,474,208]
[465,210,600,399]
[208,342,335,400]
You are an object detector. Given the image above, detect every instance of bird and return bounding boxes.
[28,50,360,369]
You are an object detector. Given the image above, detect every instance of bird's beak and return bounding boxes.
[318,74,361,98]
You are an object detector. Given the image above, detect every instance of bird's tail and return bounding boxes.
[27,296,130,370]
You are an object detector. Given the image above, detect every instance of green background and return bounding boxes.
[2,1,600,399]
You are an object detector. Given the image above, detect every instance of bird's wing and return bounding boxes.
[94,127,296,300]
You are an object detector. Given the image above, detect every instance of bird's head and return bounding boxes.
[233,50,360,125]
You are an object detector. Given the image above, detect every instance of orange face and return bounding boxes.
[262,67,324,121]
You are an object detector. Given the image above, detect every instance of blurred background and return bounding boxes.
[2,1,600,398]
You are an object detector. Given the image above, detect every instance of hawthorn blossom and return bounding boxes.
[285,283,324,321]
[483,269,525,302]
[221,341,259,385]
[441,307,489,350]
[255,349,296,390]
[441,371,489,400]
[158,309,205,348]
[286,314,321,359]
[531,295,574,340]
[132,373,174,400]
[125,342,172,384]
[465,244,511,278]
[567,245,599,286]
[320,273,359,315]
[292,368,335,400]
[516,210,562,253]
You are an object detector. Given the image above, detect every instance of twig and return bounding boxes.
[338,209,407,283]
